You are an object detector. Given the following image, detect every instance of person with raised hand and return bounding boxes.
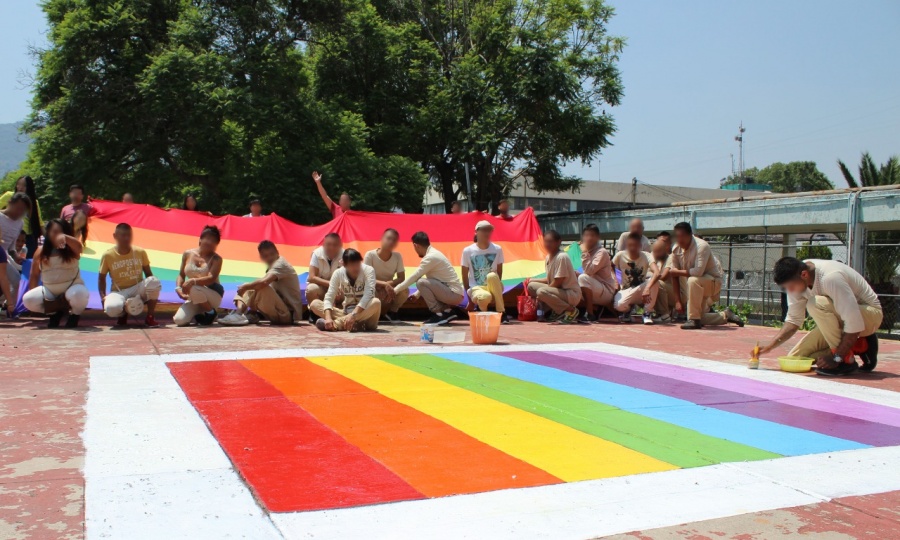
[312,171,351,219]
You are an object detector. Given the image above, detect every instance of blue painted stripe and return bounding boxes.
[434,352,868,456]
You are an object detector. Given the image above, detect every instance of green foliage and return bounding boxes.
[838,152,900,188]
[24,0,427,222]
[723,162,834,193]
[796,242,832,260]
[312,0,625,212]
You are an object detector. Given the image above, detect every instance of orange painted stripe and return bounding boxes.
[88,217,545,265]
[240,358,562,497]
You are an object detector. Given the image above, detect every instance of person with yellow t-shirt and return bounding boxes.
[98,223,161,327]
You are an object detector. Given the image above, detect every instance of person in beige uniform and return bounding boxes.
[527,230,581,323]
[649,232,675,322]
[220,241,304,326]
[313,249,381,332]
[758,257,881,376]
[364,228,408,320]
[577,224,616,321]
[612,232,659,325]
[615,218,651,253]
[668,222,743,329]
[306,233,343,321]
[394,231,464,325]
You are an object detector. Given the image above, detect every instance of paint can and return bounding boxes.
[420,324,437,343]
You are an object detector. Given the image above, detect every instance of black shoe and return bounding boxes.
[723,309,744,327]
[681,319,703,330]
[48,311,65,328]
[859,334,879,372]
[196,310,217,326]
[442,310,458,324]
[65,314,80,328]
[579,311,596,323]
[424,313,446,325]
[816,361,859,377]
[501,313,511,325]
[308,312,318,325]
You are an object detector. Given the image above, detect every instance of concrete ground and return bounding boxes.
[1,312,898,540]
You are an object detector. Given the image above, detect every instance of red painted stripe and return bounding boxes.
[168,361,424,512]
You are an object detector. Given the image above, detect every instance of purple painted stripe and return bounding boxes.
[498,351,900,447]
[546,349,900,429]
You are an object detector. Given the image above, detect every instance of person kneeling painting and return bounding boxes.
[312,249,382,332]
[98,223,161,327]
[758,257,881,376]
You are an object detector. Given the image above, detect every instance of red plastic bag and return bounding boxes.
[517,278,538,321]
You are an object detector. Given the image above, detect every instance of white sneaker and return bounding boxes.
[219,311,250,326]
[642,313,654,325]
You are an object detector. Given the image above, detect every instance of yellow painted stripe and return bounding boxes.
[82,239,547,280]
[306,355,678,482]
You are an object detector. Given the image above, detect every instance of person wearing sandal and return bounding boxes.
[173,225,224,327]
[22,219,90,327]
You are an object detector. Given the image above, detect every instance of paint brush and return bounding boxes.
[749,341,760,369]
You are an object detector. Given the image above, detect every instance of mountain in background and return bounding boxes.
[0,123,30,175]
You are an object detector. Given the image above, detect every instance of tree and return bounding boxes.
[723,162,833,193]
[839,152,900,331]
[838,152,900,188]
[311,0,625,212]
[24,0,427,222]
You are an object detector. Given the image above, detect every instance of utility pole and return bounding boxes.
[631,177,637,207]
[464,163,473,211]
[734,122,746,188]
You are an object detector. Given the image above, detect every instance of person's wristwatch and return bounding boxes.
[833,354,844,366]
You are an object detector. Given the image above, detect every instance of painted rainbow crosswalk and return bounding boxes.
[167,350,900,513]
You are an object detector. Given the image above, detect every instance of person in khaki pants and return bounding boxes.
[364,228,408,321]
[313,249,381,332]
[394,231,465,326]
[668,222,743,330]
[220,241,304,326]
[527,229,581,323]
[758,257,882,377]
[577,223,616,322]
[305,233,344,322]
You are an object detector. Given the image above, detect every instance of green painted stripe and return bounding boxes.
[373,354,780,468]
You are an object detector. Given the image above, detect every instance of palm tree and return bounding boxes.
[838,152,900,187]
[838,152,900,331]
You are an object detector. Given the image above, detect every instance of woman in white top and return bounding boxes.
[23,218,90,327]
[174,225,224,326]
[363,228,408,320]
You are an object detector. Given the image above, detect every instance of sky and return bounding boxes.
[0,1,898,189]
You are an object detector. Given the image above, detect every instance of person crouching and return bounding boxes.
[312,249,381,332]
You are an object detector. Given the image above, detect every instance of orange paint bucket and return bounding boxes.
[470,312,502,345]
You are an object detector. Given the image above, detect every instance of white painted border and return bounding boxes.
[85,342,900,540]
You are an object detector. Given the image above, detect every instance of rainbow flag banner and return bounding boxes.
[80,201,547,309]
[168,349,900,513]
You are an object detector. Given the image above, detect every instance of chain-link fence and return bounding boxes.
[865,231,900,338]
[594,233,900,338]
[695,234,897,338]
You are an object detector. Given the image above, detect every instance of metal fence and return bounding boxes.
[699,235,897,337]
[596,233,899,338]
